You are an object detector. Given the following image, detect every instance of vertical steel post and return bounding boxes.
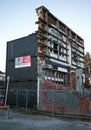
[52,90,54,116]
[16,89,18,108]
[26,90,28,111]
[5,76,9,106]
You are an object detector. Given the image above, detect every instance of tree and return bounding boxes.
[84,52,91,87]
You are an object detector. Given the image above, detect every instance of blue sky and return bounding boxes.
[0,0,91,72]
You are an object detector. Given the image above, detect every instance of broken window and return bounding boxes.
[62,35,66,42]
[59,43,65,57]
[53,42,58,54]
[72,41,78,49]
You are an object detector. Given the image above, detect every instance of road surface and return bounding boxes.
[0,109,91,130]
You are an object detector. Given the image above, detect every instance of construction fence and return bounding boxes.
[0,89,91,117]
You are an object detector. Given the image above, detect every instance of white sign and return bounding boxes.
[15,55,31,68]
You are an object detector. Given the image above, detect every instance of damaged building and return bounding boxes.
[36,6,84,90]
[5,6,85,109]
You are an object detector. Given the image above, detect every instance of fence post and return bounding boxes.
[16,89,18,108]
[26,90,28,111]
[52,90,54,116]
[5,76,9,106]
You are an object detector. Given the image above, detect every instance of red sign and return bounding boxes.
[15,55,31,68]
[22,55,31,63]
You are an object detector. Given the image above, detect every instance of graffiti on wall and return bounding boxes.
[46,91,80,110]
[40,80,89,114]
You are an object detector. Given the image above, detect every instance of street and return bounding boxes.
[0,109,91,130]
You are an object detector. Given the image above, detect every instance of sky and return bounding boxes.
[0,0,91,72]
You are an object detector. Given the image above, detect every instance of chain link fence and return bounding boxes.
[6,89,37,112]
[0,89,91,118]
[38,89,91,116]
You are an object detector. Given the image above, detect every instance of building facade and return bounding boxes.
[0,71,5,89]
[6,33,37,89]
[36,6,84,90]
[5,6,85,107]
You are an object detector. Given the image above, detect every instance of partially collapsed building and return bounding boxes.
[36,6,84,90]
[5,6,86,112]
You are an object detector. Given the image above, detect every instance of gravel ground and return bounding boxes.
[0,109,91,130]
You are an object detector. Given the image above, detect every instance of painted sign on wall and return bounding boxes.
[15,55,31,68]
